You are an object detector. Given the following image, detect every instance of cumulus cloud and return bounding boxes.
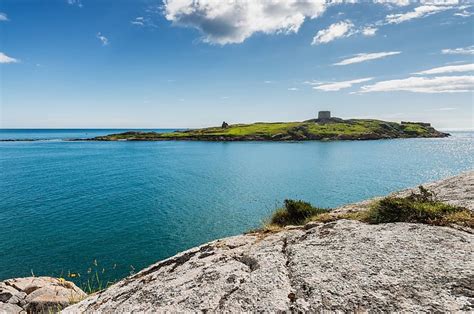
[386,5,453,24]
[442,45,474,55]
[334,51,401,66]
[311,20,354,45]
[359,75,474,93]
[163,0,328,44]
[0,52,19,64]
[96,32,109,46]
[288,87,299,91]
[161,1,466,45]
[312,77,373,91]
[413,63,474,75]
[0,12,8,21]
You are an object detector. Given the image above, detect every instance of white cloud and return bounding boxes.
[386,5,453,24]
[312,77,373,91]
[454,10,473,17]
[437,107,457,111]
[163,0,328,45]
[288,87,299,91]
[334,51,401,66]
[311,20,354,45]
[0,52,19,64]
[161,1,466,45]
[374,0,410,6]
[414,63,474,75]
[96,32,109,46]
[0,12,8,21]
[131,17,145,26]
[362,26,377,36]
[359,75,474,93]
[67,0,83,7]
[130,16,156,27]
[442,45,474,55]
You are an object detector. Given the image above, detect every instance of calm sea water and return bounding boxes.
[0,129,472,283]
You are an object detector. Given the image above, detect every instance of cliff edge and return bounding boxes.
[65,171,473,312]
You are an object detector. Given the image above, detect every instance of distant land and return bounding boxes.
[89,116,449,142]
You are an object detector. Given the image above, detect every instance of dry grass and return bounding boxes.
[260,186,473,232]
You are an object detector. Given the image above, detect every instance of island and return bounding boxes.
[90,112,449,142]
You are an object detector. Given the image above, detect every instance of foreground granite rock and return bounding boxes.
[0,277,86,313]
[65,171,474,312]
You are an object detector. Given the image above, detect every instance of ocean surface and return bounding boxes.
[0,129,473,284]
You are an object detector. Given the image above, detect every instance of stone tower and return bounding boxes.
[318,111,331,120]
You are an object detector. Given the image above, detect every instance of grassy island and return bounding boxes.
[91,118,449,141]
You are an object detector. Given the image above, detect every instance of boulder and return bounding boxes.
[0,303,23,314]
[0,277,86,313]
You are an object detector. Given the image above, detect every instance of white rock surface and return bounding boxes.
[66,171,474,312]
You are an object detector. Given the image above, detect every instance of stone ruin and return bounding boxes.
[318,111,331,120]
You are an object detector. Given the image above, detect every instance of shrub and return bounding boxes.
[270,199,328,226]
[360,186,473,227]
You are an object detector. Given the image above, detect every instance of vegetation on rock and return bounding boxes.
[91,118,449,141]
[351,186,474,228]
[264,186,473,229]
[269,199,328,226]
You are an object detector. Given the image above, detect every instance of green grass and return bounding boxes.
[50,260,120,295]
[268,199,329,227]
[261,186,473,231]
[350,186,474,227]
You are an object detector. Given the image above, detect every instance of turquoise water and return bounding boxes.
[0,129,178,141]
[0,130,472,283]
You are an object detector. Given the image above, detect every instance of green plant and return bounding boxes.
[269,199,328,226]
[359,186,473,227]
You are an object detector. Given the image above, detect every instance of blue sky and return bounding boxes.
[0,0,473,129]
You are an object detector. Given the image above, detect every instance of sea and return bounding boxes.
[0,129,472,284]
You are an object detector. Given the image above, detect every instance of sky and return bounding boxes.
[0,0,473,129]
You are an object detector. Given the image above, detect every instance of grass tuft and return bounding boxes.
[259,186,472,233]
[269,199,328,227]
[346,186,473,228]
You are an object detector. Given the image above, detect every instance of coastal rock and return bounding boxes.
[0,277,86,313]
[66,172,474,312]
[0,303,23,314]
[332,171,474,217]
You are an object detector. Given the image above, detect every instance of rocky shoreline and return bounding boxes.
[68,171,472,312]
[1,171,472,312]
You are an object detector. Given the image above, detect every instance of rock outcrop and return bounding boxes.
[66,171,474,312]
[0,277,86,313]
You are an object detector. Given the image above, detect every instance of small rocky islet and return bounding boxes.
[89,112,449,142]
[1,171,472,312]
